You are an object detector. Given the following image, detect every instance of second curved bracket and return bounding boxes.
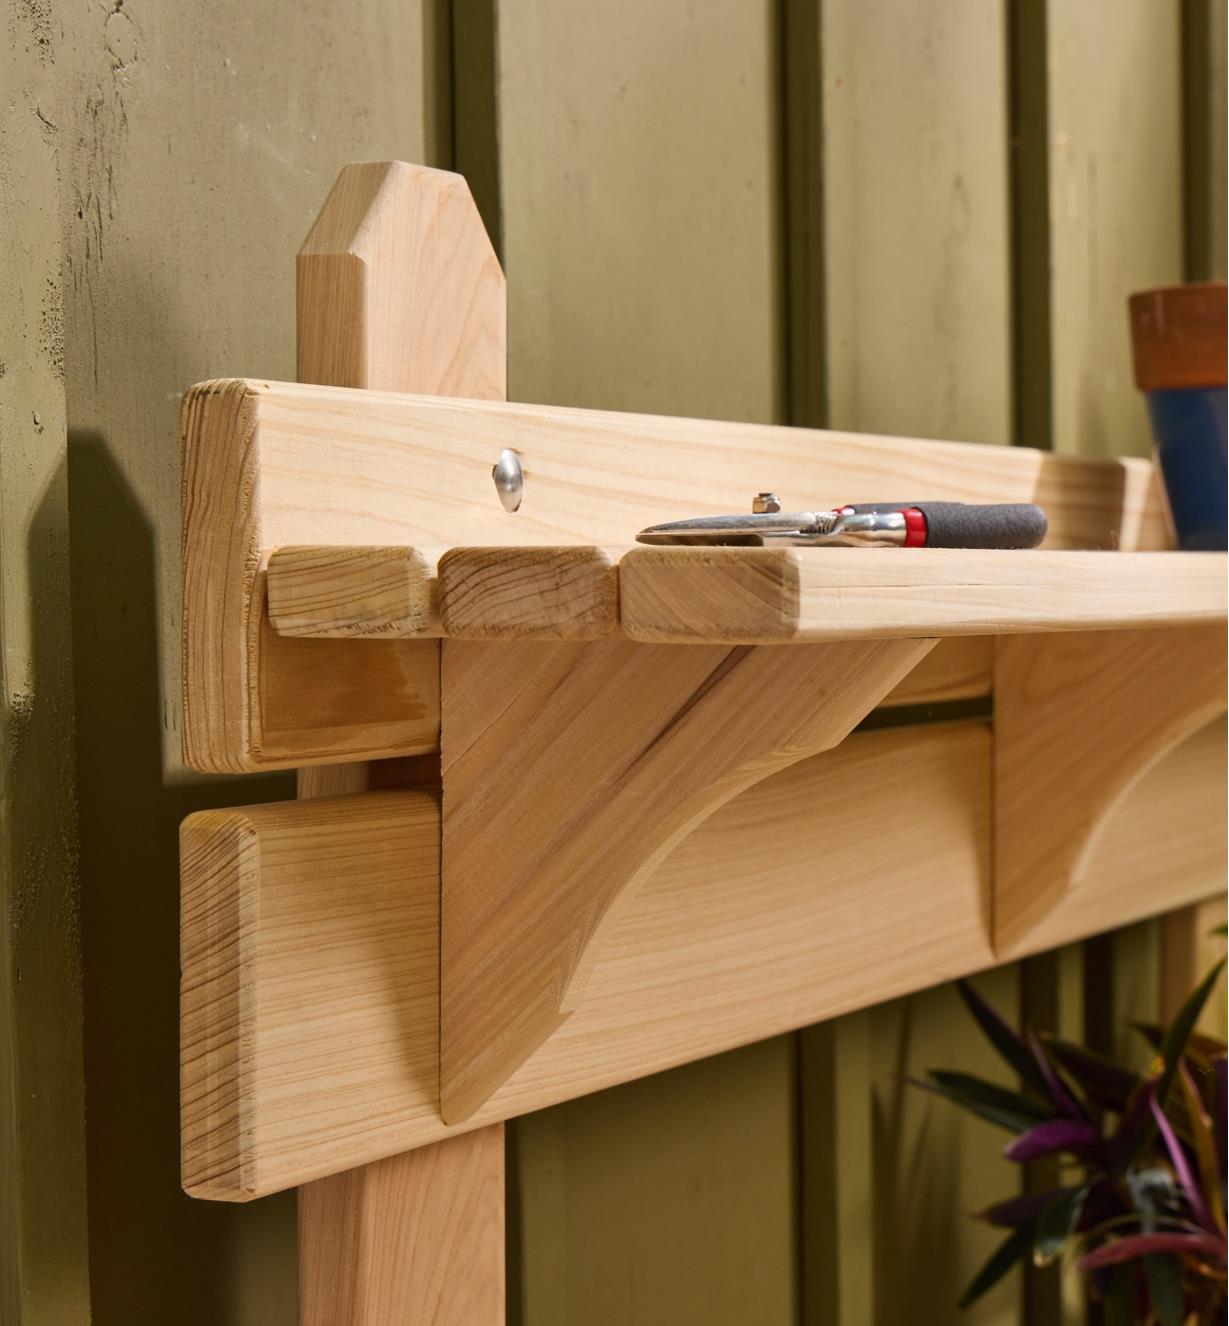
[994,625,1227,956]
[439,635,936,1122]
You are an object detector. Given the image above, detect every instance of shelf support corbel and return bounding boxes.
[439,634,936,1122]
[994,625,1227,956]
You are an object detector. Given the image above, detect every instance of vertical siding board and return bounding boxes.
[821,0,1013,446]
[481,3,795,1321]
[796,2,1018,1322]
[1047,2,1184,458]
[512,1041,797,1326]
[0,14,91,1322]
[54,4,434,1322]
[782,0,827,430]
[493,0,784,422]
[1021,947,1088,1323]
[1008,0,1053,451]
[799,1016,873,1326]
[868,970,1025,1326]
[1181,0,1229,281]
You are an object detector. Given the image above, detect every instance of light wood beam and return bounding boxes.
[289,161,506,1326]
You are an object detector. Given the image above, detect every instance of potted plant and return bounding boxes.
[916,956,1227,1322]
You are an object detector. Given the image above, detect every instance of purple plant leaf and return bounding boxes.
[955,979,1052,1098]
[1150,1091,1212,1232]
[1215,1057,1227,1182]
[1044,1036,1139,1112]
[1028,1031,1086,1120]
[980,1187,1072,1228]
[1078,1231,1228,1272]
[1003,1117,1099,1163]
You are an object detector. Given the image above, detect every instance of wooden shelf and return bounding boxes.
[178,162,1228,1211]
[180,374,1175,774]
[265,542,1226,644]
[620,546,1225,641]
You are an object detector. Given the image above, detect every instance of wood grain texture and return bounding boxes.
[1039,721,1226,970]
[183,162,505,775]
[879,637,992,706]
[439,545,619,640]
[181,374,1173,776]
[298,162,506,398]
[620,546,1227,642]
[186,377,1171,553]
[268,545,441,638]
[995,628,1228,954]
[181,722,981,1197]
[268,543,1226,645]
[290,159,506,1326]
[440,634,934,1122]
[181,789,440,1200]
[175,716,1229,1204]
[178,715,1227,1201]
[298,1128,504,1325]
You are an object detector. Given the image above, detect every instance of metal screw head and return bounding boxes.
[492,449,524,513]
[752,492,782,514]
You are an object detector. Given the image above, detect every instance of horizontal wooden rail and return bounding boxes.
[180,717,1226,1201]
[182,376,1172,773]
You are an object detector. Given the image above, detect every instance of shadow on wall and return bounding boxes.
[67,432,297,1325]
[9,457,89,1311]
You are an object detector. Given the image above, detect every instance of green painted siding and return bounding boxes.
[1,1,1224,1322]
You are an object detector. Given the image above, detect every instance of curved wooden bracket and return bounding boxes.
[439,635,936,1122]
[994,625,1228,956]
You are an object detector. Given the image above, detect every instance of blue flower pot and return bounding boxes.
[1129,283,1227,551]
[1143,385,1227,550]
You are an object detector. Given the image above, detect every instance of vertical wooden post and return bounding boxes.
[294,161,507,1325]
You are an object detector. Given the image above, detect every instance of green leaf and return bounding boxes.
[1131,1021,1226,1065]
[1143,1252,1183,1326]
[909,1074,1046,1135]
[1106,1263,1136,1326]
[1156,958,1227,1109]
[958,1225,1032,1309]
[956,980,1052,1097]
[1034,1185,1088,1266]
[928,1071,1051,1121]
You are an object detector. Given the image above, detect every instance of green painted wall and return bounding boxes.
[1,1,1225,1322]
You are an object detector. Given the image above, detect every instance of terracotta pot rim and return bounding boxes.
[1128,282,1227,391]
